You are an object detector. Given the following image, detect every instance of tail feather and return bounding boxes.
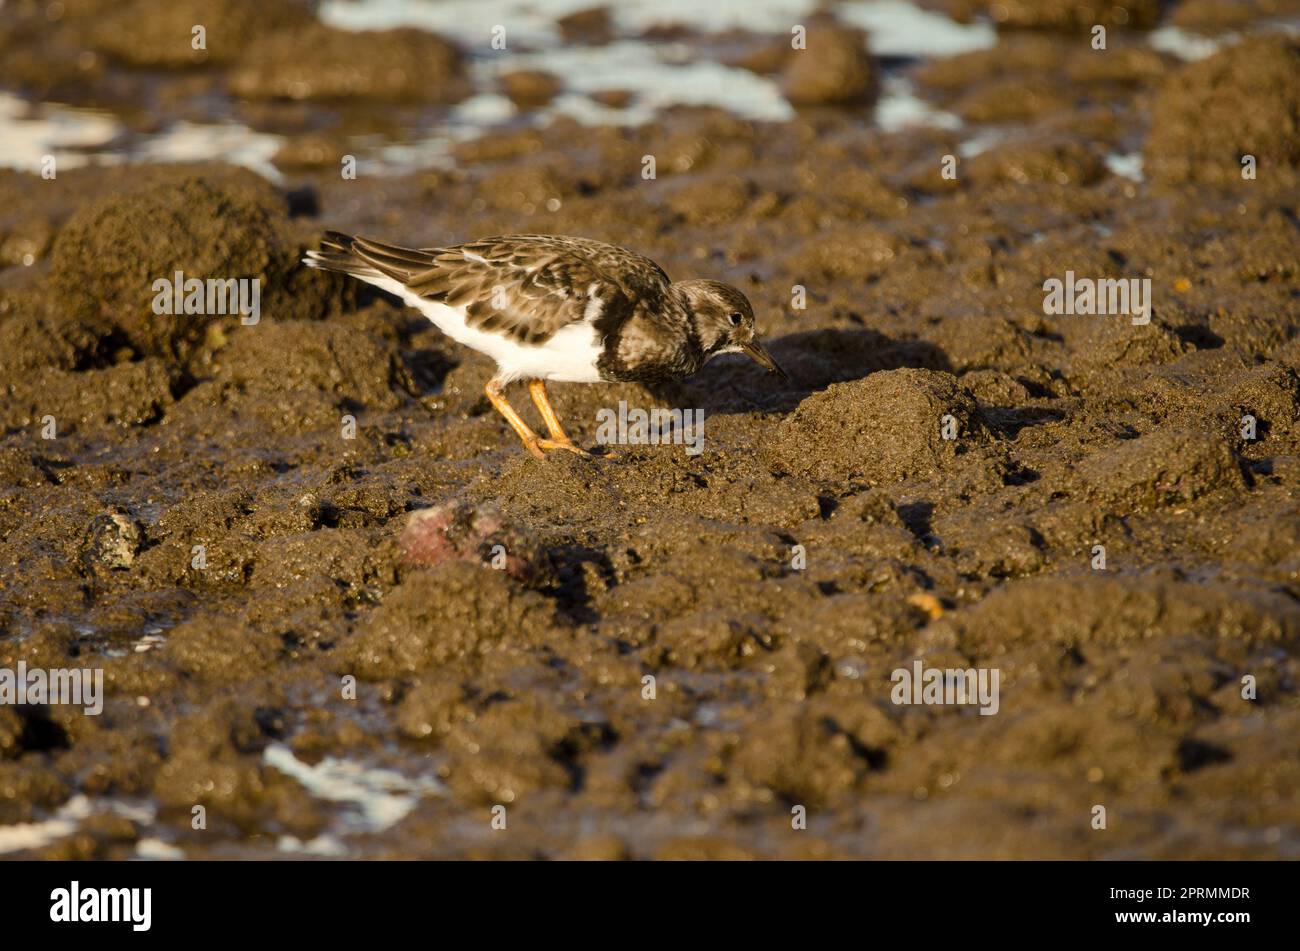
[303,230,437,286]
[320,229,355,252]
[303,230,379,280]
[349,235,439,283]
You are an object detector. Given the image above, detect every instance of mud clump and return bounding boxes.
[79,0,315,68]
[937,572,1300,654]
[1170,0,1293,31]
[914,35,1162,124]
[730,705,882,808]
[153,701,320,832]
[588,88,632,109]
[0,311,104,376]
[1224,362,1300,451]
[766,368,988,484]
[498,70,562,109]
[0,204,56,267]
[966,136,1108,187]
[1146,37,1300,187]
[48,173,340,364]
[229,25,467,103]
[661,174,762,225]
[174,318,412,432]
[338,563,564,678]
[940,0,1162,30]
[2,358,176,433]
[952,77,1076,124]
[250,528,397,603]
[438,695,587,804]
[1076,428,1245,510]
[556,6,613,45]
[789,227,898,280]
[0,446,50,489]
[165,615,281,684]
[651,609,777,669]
[936,512,1046,579]
[271,133,356,173]
[782,21,877,108]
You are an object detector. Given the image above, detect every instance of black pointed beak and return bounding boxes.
[740,337,789,381]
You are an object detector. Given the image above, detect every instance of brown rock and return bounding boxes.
[766,368,989,484]
[782,21,877,108]
[963,0,1162,30]
[589,88,632,109]
[557,6,613,45]
[1146,36,1300,187]
[229,24,467,103]
[80,0,314,68]
[498,70,562,109]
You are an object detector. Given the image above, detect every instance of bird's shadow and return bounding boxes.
[651,327,953,417]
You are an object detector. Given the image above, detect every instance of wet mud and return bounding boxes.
[1,2,1299,858]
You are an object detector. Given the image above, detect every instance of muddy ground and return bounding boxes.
[1,1,1299,859]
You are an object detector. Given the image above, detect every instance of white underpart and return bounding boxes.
[305,256,605,384]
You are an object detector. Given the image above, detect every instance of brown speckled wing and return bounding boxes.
[349,233,672,345]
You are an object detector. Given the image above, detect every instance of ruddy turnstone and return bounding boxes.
[304,232,787,458]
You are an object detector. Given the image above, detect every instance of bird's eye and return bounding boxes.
[728,312,742,326]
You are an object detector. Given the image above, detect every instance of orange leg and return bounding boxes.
[485,378,546,459]
[528,380,589,456]
[484,379,590,459]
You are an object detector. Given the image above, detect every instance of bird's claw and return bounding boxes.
[525,438,592,459]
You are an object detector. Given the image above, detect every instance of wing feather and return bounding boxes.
[391,234,673,343]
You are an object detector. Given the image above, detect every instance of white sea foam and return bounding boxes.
[1104,152,1145,182]
[263,743,445,835]
[0,795,156,855]
[0,92,119,171]
[877,75,961,132]
[840,0,997,58]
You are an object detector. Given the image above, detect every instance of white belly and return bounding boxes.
[368,277,604,384]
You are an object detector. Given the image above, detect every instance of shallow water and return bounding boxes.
[5,1,1290,182]
[0,1,1001,179]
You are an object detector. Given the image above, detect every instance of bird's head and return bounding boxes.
[673,279,788,380]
